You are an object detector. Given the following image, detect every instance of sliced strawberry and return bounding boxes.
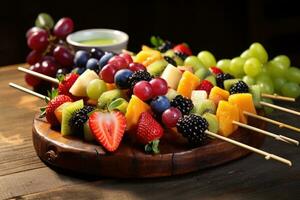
[173,43,192,56]
[45,95,73,126]
[209,66,223,75]
[196,80,214,95]
[89,111,126,152]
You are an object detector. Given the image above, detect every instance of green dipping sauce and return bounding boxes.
[78,38,117,45]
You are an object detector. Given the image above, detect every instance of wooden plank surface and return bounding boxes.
[1,64,300,200]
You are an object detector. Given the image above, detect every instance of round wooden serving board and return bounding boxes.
[32,114,265,178]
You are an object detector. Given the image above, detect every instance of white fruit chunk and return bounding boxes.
[160,64,182,90]
[69,69,99,97]
[191,90,208,105]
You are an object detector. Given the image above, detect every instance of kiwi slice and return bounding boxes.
[205,75,217,86]
[202,113,219,133]
[98,89,122,109]
[192,99,216,115]
[224,79,241,91]
[61,99,84,136]
[250,84,262,108]
[147,59,168,77]
[83,121,95,142]
[194,67,209,80]
[108,98,128,113]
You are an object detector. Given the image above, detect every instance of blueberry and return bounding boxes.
[90,48,104,60]
[114,69,133,89]
[86,58,100,73]
[74,50,90,68]
[150,96,170,114]
[98,52,114,68]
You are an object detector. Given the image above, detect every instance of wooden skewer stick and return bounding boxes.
[18,67,59,84]
[232,121,299,146]
[260,101,300,116]
[261,93,295,102]
[243,111,300,133]
[9,83,50,101]
[205,130,292,166]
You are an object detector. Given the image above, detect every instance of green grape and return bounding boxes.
[216,59,231,73]
[256,74,273,84]
[86,79,107,100]
[261,98,274,114]
[273,77,287,93]
[240,49,255,59]
[197,51,216,69]
[285,67,300,84]
[243,75,256,86]
[229,57,246,77]
[194,67,209,80]
[267,60,286,78]
[35,13,54,29]
[249,42,268,64]
[281,82,300,98]
[243,57,262,77]
[257,81,274,94]
[273,55,290,69]
[184,56,205,72]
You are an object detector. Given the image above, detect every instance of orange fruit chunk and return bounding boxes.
[216,100,240,137]
[208,86,230,106]
[177,71,200,98]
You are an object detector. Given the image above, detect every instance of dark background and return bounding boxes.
[1,0,300,66]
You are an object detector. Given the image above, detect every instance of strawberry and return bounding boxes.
[58,73,79,99]
[173,43,192,56]
[136,112,164,154]
[45,95,73,126]
[196,80,214,95]
[89,111,126,152]
[209,67,223,75]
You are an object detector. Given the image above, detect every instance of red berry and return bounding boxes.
[173,43,192,56]
[149,78,168,97]
[133,81,153,101]
[46,95,73,126]
[209,66,223,75]
[100,64,118,83]
[119,53,133,65]
[196,80,214,95]
[89,111,126,152]
[128,62,146,72]
[162,107,182,128]
[27,31,49,52]
[136,112,164,144]
[58,73,79,98]
[53,17,74,38]
[108,56,128,70]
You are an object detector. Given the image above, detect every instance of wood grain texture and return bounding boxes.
[1,64,300,199]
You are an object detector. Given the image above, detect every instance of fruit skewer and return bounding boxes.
[9,82,292,166]
[19,65,300,134]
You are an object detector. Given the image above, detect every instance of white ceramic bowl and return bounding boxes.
[66,29,129,53]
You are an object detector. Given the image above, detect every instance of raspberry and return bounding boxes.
[196,80,214,95]
[209,67,223,75]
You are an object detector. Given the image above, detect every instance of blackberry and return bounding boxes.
[170,95,193,115]
[229,81,249,94]
[216,73,234,89]
[128,70,152,88]
[158,40,173,53]
[175,51,188,60]
[69,106,95,133]
[164,56,177,67]
[176,114,208,145]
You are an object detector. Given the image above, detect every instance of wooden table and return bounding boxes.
[1,64,300,200]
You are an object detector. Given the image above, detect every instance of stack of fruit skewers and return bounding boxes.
[9,48,298,165]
